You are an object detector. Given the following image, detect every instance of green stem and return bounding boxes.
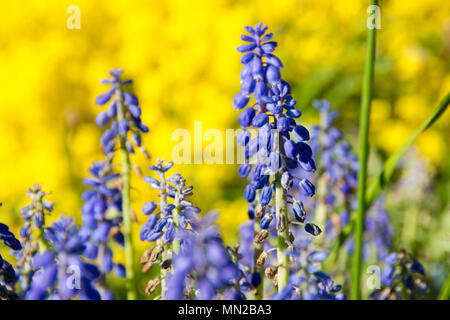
[438,274,450,300]
[275,171,289,292]
[253,189,264,300]
[36,211,49,253]
[172,187,181,255]
[37,227,49,253]
[273,124,290,293]
[157,169,168,297]
[97,243,111,297]
[351,0,378,300]
[116,86,137,300]
[34,199,50,253]
[313,177,327,246]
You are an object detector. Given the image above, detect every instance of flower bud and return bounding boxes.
[145,278,161,295]
[254,229,269,244]
[299,179,315,197]
[141,249,151,264]
[260,186,273,206]
[255,205,265,219]
[257,251,269,265]
[265,266,277,279]
[150,246,163,262]
[304,223,322,236]
[277,214,286,232]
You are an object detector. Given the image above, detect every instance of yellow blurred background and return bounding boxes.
[0,0,449,254]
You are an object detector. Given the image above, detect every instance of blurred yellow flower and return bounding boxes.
[416,130,447,164]
[395,95,429,123]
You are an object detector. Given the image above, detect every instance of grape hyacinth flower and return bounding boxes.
[165,213,242,300]
[93,69,150,299]
[19,185,54,247]
[310,100,393,261]
[14,185,54,294]
[371,250,427,300]
[309,99,358,240]
[95,69,149,157]
[139,159,200,297]
[1,203,22,300]
[25,217,101,300]
[233,22,319,296]
[80,159,126,299]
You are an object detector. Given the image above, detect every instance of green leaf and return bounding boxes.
[365,91,450,208]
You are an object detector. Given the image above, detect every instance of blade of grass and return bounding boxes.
[351,0,378,300]
[116,86,137,300]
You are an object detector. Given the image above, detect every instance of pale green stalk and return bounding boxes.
[116,86,137,300]
[172,186,181,255]
[274,123,290,293]
[156,169,168,296]
[37,229,49,253]
[33,197,50,253]
[253,189,264,300]
[313,177,327,246]
[275,171,289,292]
[274,143,290,294]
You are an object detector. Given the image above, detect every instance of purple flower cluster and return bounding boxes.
[80,159,126,298]
[95,69,149,157]
[139,159,200,245]
[232,22,324,299]
[139,159,201,296]
[25,217,101,300]
[0,203,22,300]
[371,250,427,300]
[234,22,318,233]
[14,185,53,295]
[310,99,359,199]
[309,100,359,240]
[165,214,243,300]
[12,186,102,300]
[19,185,54,237]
